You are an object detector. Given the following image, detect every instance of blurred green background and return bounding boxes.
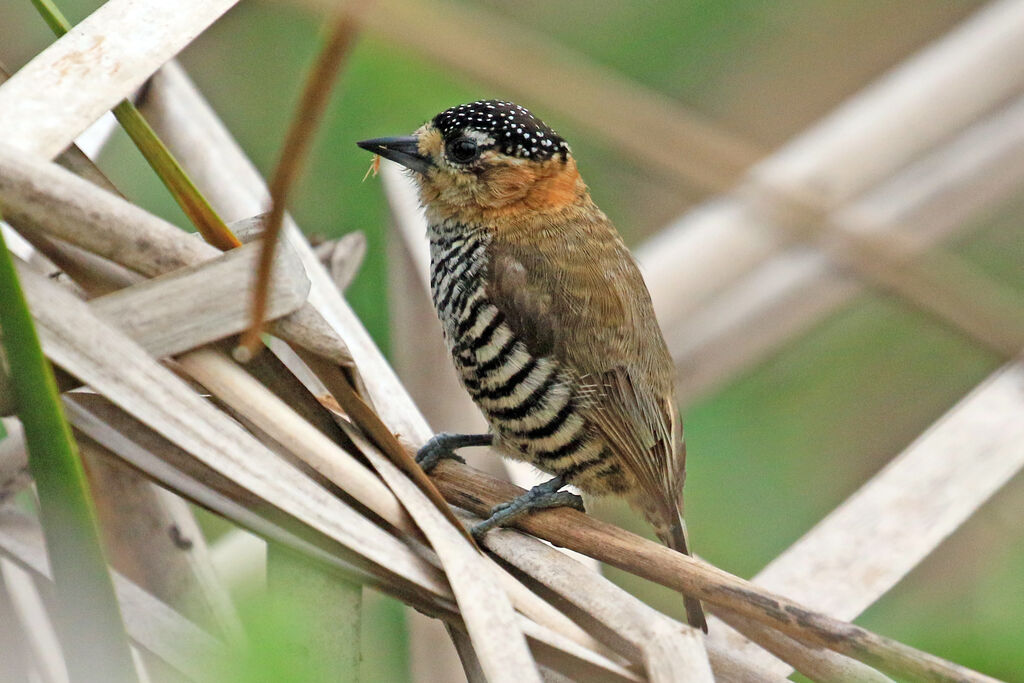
[2,0,1023,680]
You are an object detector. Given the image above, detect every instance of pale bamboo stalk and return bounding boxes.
[316,231,367,292]
[0,143,353,369]
[445,623,487,683]
[0,0,241,159]
[714,608,893,683]
[667,93,1024,403]
[708,359,1024,675]
[639,0,1024,335]
[89,241,309,359]
[512,617,640,683]
[174,348,414,536]
[0,234,311,416]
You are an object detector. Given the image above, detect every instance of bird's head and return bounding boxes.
[357,100,588,225]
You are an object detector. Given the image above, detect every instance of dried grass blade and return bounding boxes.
[304,355,472,542]
[172,348,415,537]
[430,461,999,683]
[90,241,309,359]
[77,437,244,644]
[710,360,1024,675]
[482,526,714,682]
[27,0,241,250]
[239,6,365,357]
[325,395,542,683]
[0,145,354,369]
[0,0,240,160]
[713,607,893,683]
[14,263,445,602]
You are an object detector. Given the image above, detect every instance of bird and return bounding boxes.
[358,100,706,631]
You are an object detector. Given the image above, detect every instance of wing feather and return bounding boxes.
[485,227,685,517]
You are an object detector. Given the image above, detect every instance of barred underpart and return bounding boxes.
[428,225,629,495]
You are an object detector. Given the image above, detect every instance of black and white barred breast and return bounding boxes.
[427,226,629,495]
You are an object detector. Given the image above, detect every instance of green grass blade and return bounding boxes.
[0,209,138,683]
[30,0,242,251]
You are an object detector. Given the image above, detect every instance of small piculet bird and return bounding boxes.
[358,100,706,631]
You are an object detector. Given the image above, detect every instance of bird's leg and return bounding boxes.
[471,474,584,540]
[416,432,493,472]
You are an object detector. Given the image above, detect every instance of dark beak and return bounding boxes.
[356,135,432,174]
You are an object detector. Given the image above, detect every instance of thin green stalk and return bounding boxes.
[30,0,241,251]
[0,208,137,682]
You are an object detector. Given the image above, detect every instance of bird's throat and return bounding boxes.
[421,158,588,229]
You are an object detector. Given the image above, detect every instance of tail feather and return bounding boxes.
[658,517,708,633]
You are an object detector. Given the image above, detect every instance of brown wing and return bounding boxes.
[486,224,686,517]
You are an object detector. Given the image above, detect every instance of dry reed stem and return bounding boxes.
[664,92,1024,405]
[63,397,640,681]
[711,359,1024,674]
[12,263,449,601]
[0,0,240,159]
[483,525,717,682]
[240,7,365,357]
[712,607,893,683]
[640,0,1024,336]
[430,461,998,683]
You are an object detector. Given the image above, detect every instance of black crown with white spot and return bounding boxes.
[432,100,569,161]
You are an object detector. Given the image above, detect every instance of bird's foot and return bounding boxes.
[471,475,584,540]
[416,432,492,473]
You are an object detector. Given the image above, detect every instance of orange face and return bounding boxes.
[411,123,587,226]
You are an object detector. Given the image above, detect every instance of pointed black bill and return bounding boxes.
[356,135,432,174]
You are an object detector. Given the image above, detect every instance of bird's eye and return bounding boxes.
[446,138,479,164]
